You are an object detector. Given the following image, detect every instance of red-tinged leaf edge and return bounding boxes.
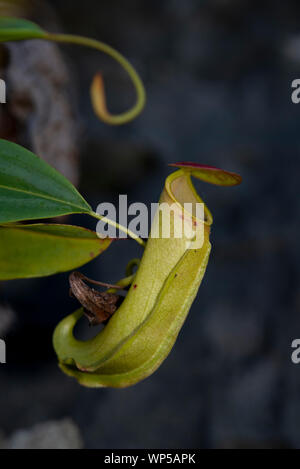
[169,162,242,186]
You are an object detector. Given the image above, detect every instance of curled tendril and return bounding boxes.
[0,17,146,125]
[47,33,146,125]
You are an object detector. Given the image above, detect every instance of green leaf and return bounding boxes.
[0,224,112,280]
[0,17,46,42]
[0,139,92,223]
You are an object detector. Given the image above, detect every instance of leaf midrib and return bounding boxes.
[0,183,90,213]
[0,227,103,243]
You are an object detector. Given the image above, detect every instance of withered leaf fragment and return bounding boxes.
[69,271,120,326]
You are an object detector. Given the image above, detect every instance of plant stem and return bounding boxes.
[90,211,146,248]
[107,273,136,294]
[46,32,146,125]
[126,258,141,276]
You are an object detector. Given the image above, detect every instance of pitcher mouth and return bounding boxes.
[165,169,213,227]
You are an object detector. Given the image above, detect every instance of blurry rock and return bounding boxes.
[5,40,79,185]
[0,0,80,185]
[6,419,83,449]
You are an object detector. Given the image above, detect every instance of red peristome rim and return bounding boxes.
[169,162,221,171]
[168,162,242,186]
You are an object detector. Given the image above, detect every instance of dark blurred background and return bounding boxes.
[0,0,299,449]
